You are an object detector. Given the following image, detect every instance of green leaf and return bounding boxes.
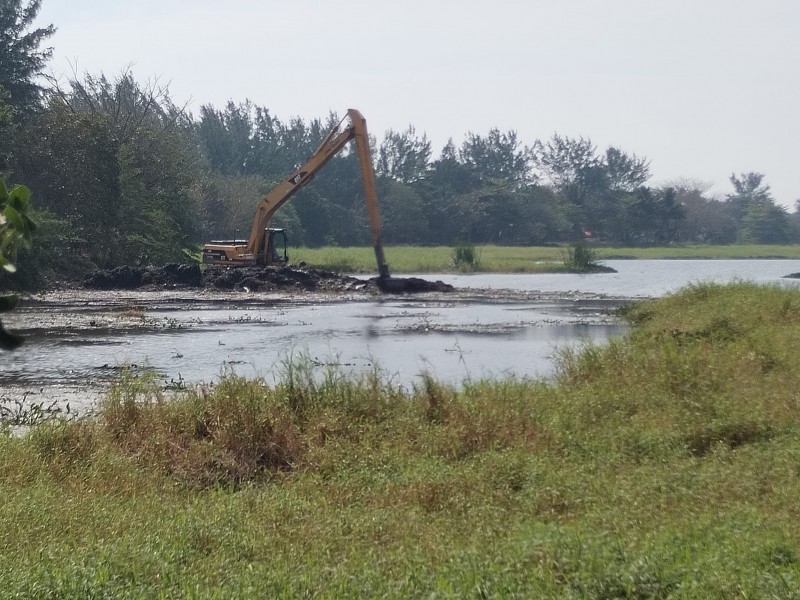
[0,232,16,253]
[4,205,23,231]
[8,184,31,211]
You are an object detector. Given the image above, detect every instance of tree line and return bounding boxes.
[2,1,798,286]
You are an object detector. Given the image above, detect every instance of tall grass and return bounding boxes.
[4,282,800,596]
[450,242,480,271]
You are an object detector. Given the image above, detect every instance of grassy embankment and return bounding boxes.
[3,281,800,597]
[291,244,800,273]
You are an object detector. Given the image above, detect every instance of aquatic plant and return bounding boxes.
[561,240,612,272]
[451,242,480,271]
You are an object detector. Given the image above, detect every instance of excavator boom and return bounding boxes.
[202,109,389,279]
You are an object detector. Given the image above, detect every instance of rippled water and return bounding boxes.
[4,295,623,395]
[3,259,799,408]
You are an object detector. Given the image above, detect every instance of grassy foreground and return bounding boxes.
[4,282,800,597]
[291,244,800,273]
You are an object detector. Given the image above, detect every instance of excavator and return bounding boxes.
[201,108,390,280]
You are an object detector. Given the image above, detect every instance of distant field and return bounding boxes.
[290,244,800,273]
[599,244,800,260]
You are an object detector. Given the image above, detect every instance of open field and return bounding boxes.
[3,281,800,597]
[291,244,800,273]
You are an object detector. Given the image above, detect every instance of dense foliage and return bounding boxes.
[0,0,54,116]
[1,2,798,286]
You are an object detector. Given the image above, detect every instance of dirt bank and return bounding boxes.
[82,264,455,294]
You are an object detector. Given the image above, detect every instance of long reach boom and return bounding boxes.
[202,109,390,279]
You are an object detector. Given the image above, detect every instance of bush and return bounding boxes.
[451,243,480,271]
[563,240,604,272]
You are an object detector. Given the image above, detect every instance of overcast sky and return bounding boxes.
[36,0,800,208]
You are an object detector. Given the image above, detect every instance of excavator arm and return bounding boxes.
[215,108,388,278]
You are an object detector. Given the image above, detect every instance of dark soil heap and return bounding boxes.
[82,264,454,294]
[202,265,367,293]
[83,264,203,290]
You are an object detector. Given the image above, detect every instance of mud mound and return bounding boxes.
[147,263,203,287]
[83,264,454,294]
[83,265,144,290]
[376,276,455,293]
[83,264,202,290]
[203,265,365,292]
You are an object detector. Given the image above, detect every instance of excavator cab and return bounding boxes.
[265,228,288,265]
[202,229,288,267]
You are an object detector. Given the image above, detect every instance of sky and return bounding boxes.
[35,0,800,208]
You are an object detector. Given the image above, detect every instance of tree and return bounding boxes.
[726,172,772,224]
[425,139,477,195]
[740,201,791,244]
[531,134,659,242]
[377,126,431,184]
[532,134,601,193]
[459,129,533,186]
[378,179,430,243]
[788,200,800,242]
[13,101,123,266]
[532,134,610,228]
[12,71,202,267]
[604,146,650,192]
[197,102,254,176]
[611,187,684,245]
[670,182,737,244]
[0,0,55,114]
[0,86,13,172]
[726,172,790,243]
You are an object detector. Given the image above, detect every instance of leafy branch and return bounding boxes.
[1,178,36,350]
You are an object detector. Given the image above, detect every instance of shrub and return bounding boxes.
[563,240,604,272]
[451,243,479,271]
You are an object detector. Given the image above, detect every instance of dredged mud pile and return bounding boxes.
[82,263,454,294]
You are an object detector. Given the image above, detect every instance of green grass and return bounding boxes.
[601,243,800,260]
[290,244,800,273]
[451,242,481,271]
[4,282,800,597]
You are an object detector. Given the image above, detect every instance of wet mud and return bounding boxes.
[2,275,626,418]
[82,263,454,294]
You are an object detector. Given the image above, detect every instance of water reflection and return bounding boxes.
[6,259,799,404]
[3,296,623,397]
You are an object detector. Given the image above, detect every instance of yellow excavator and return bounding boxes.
[201,108,390,280]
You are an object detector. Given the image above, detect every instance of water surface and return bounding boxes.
[3,259,799,409]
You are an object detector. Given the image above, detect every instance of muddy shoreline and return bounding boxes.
[2,278,629,419]
[80,263,456,295]
[7,262,624,338]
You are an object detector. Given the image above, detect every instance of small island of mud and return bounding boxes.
[82,263,454,294]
